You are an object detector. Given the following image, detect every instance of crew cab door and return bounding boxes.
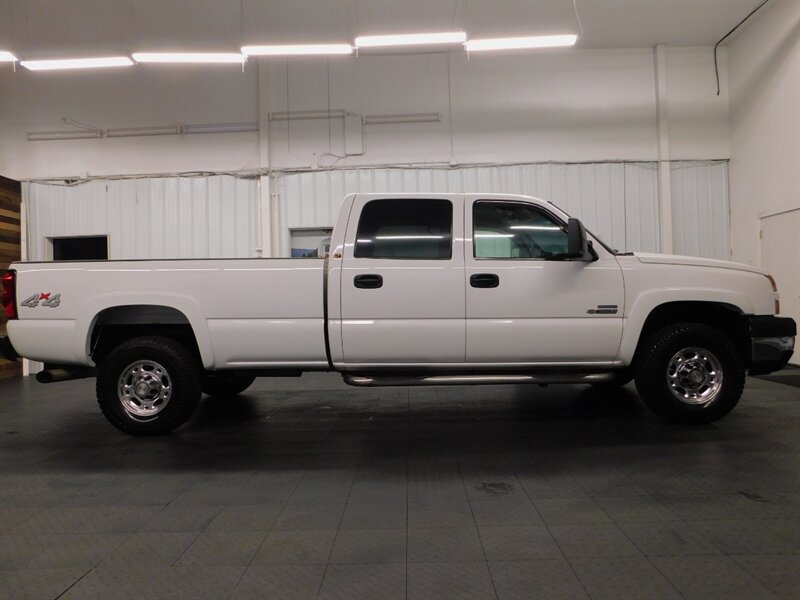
[464,196,623,365]
[338,194,465,365]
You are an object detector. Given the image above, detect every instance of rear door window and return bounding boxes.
[354,199,453,259]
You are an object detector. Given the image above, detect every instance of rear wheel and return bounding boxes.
[96,336,202,435]
[634,323,745,423]
[202,373,256,397]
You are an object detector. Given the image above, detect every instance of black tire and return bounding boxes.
[634,323,745,424]
[96,336,202,435]
[202,373,256,397]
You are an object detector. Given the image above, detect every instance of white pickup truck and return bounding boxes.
[1,193,795,435]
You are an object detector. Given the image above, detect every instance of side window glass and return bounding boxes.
[473,202,568,259]
[354,199,453,259]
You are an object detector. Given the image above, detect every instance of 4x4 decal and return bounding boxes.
[21,292,61,308]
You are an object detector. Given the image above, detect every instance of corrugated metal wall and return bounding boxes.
[670,161,730,260]
[24,162,730,261]
[25,175,258,260]
[277,162,662,256]
[277,161,730,259]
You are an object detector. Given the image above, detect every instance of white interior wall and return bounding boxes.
[728,0,800,264]
[0,65,259,179]
[1,47,728,180]
[665,47,731,160]
[727,0,799,345]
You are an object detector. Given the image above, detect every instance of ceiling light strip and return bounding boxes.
[132,52,244,64]
[355,32,466,48]
[465,34,578,52]
[13,32,577,75]
[20,56,134,71]
[242,44,352,57]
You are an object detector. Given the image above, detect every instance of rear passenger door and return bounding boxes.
[339,195,465,365]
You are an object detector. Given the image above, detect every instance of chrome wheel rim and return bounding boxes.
[666,347,724,406]
[118,360,172,419]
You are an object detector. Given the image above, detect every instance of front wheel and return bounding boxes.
[634,323,745,424]
[96,336,202,435]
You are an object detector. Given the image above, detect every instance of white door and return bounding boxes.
[340,194,465,365]
[464,196,624,365]
[761,209,800,365]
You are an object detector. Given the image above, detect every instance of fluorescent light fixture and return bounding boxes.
[183,121,257,134]
[20,56,134,71]
[242,44,352,56]
[0,50,17,62]
[270,110,347,121]
[465,34,577,52]
[106,125,181,138]
[355,31,466,48]
[363,112,441,125]
[28,129,103,141]
[132,52,244,64]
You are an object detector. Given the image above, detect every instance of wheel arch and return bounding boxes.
[623,300,751,367]
[78,296,214,368]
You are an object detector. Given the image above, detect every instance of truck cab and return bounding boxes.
[328,193,623,368]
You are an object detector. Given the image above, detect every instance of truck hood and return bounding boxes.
[633,252,766,275]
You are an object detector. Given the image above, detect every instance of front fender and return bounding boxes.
[619,288,753,363]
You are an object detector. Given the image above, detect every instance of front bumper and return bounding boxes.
[749,316,796,376]
[0,335,19,362]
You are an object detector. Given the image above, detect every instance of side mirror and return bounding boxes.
[567,218,593,261]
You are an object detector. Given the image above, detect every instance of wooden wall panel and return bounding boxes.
[0,176,21,379]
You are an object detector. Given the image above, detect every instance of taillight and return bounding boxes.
[766,274,780,314]
[766,274,778,292]
[1,270,17,320]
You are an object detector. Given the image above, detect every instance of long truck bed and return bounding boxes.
[8,258,328,369]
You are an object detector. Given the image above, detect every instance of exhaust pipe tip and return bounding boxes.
[35,371,53,384]
[35,367,95,384]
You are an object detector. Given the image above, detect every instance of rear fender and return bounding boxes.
[77,293,214,368]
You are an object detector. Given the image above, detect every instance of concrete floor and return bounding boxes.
[0,372,798,600]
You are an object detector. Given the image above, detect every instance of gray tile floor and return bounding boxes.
[0,372,798,599]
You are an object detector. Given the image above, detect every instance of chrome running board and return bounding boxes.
[343,372,615,387]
